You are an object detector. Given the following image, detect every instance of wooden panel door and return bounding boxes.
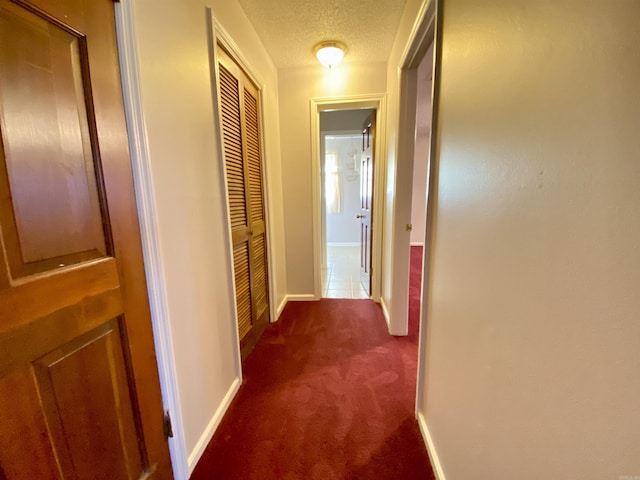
[359,112,376,294]
[217,45,270,360]
[0,0,172,478]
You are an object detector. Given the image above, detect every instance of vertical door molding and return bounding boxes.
[114,1,188,478]
[391,0,438,444]
[388,0,437,340]
[394,0,437,409]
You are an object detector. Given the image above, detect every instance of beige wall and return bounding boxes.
[420,1,640,479]
[278,63,386,295]
[129,0,286,472]
[411,47,433,245]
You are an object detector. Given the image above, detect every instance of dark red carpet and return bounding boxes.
[408,245,423,337]
[190,297,434,480]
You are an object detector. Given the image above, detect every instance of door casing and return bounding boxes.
[392,0,437,414]
[115,2,189,477]
[311,95,387,304]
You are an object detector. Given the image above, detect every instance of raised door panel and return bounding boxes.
[0,365,61,479]
[32,319,143,480]
[0,3,108,279]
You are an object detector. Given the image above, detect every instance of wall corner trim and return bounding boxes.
[187,376,242,474]
[380,296,391,329]
[276,295,288,318]
[417,411,447,480]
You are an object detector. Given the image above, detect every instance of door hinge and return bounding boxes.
[163,410,174,439]
[406,223,413,232]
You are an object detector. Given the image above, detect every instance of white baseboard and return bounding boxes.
[276,295,288,319]
[275,294,319,322]
[187,376,242,474]
[327,242,359,247]
[286,294,319,301]
[410,241,425,247]
[417,411,446,480]
[380,296,391,329]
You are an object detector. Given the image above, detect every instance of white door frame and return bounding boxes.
[388,1,437,338]
[391,0,437,414]
[310,95,387,302]
[114,2,188,478]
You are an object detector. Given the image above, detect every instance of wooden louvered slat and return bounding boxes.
[218,46,269,360]
[233,243,252,340]
[219,64,247,230]
[244,88,264,223]
[252,233,268,315]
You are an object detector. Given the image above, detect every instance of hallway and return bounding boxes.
[191,299,433,479]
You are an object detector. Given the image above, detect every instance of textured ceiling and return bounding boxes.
[237,0,408,68]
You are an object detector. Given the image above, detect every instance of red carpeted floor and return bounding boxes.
[408,245,423,337]
[191,248,430,480]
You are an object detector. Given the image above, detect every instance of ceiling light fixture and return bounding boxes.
[314,41,346,68]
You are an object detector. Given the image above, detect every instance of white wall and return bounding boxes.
[419,1,640,479]
[278,63,387,295]
[410,48,433,245]
[127,0,286,473]
[324,136,361,244]
[410,133,429,245]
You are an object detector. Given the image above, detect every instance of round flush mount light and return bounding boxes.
[314,41,346,68]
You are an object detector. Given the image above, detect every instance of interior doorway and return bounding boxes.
[390,0,438,411]
[310,96,385,302]
[407,44,435,335]
[320,108,375,299]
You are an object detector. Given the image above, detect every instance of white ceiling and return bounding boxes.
[237,0,408,69]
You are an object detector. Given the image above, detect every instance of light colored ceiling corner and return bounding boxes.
[237,0,408,69]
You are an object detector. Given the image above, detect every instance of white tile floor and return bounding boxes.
[322,245,369,299]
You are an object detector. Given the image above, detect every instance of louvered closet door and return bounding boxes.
[217,46,269,360]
